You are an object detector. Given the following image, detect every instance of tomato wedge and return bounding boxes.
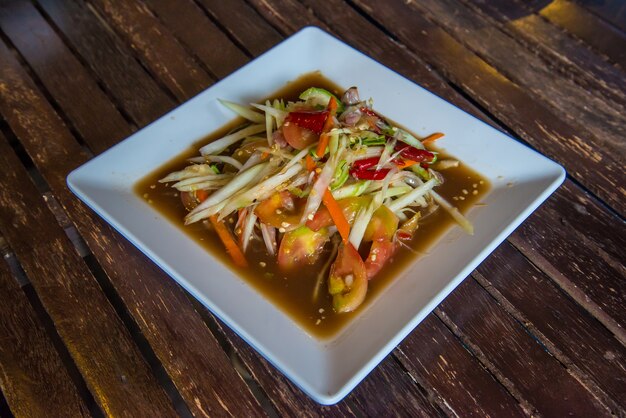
[328,243,368,313]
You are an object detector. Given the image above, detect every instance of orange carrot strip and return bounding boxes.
[315,133,330,158]
[322,189,350,244]
[316,97,338,158]
[422,132,444,144]
[305,154,316,171]
[396,159,417,169]
[195,189,209,202]
[209,215,248,267]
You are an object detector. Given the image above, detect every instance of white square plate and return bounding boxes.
[67,27,565,404]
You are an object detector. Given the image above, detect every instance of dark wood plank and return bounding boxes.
[0,36,265,417]
[0,123,175,416]
[438,279,612,416]
[347,357,445,417]
[352,0,625,216]
[0,0,133,148]
[247,0,503,128]
[510,180,626,333]
[408,0,626,175]
[87,0,213,101]
[36,0,175,127]
[142,0,249,79]
[540,0,626,69]
[0,240,90,418]
[462,0,626,107]
[195,0,283,56]
[575,0,626,32]
[476,241,626,411]
[396,316,528,417]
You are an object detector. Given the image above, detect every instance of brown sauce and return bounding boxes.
[135,72,490,338]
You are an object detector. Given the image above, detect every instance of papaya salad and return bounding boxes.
[159,86,474,314]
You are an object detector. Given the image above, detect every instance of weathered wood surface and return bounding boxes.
[0,0,624,416]
[0,228,90,418]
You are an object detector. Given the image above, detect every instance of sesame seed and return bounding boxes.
[259,262,266,267]
[148,199,153,204]
[459,196,465,200]
[150,184,156,189]
[276,209,282,214]
[479,180,484,184]
[462,189,468,195]
[281,222,290,228]
[371,254,377,261]
[472,183,477,188]
[319,308,324,313]
[279,227,286,233]
[472,190,478,195]
[453,196,459,201]
[143,193,149,198]
[315,319,321,325]
[307,213,314,220]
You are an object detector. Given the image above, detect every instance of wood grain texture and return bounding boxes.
[396,315,527,417]
[142,0,249,79]
[466,0,626,106]
[509,180,626,336]
[0,0,133,147]
[438,279,612,416]
[353,0,625,216]
[575,0,626,32]
[476,241,626,412]
[36,0,175,127]
[540,0,626,69]
[0,34,265,418]
[411,0,626,153]
[87,0,213,101]
[195,0,283,56]
[0,240,90,418]
[0,116,175,416]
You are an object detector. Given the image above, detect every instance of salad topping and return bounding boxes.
[159,86,472,314]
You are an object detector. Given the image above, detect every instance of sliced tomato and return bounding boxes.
[255,191,304,231]
[328,243,368,313]
[281,123,319,150]
[363,205,398,242]
[306,196,370,231]
[277,226,330,271]
[364,239,396,280]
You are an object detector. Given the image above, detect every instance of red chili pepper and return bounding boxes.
[394,143,435,162]
[351,157,380,171]
[350,168,390,180]
[284,110,329,134]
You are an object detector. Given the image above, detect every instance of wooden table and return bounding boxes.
[0,0,624,416]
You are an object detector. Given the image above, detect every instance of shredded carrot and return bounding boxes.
[209,215,248,267]
[422,132,444,144]
[316,133,329,158]
[261,151,270,160]
[306,154,316,171]
[316,97,338,158]
[195,189,209,202]
[322,189,350,244]
[396,159,417,169]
